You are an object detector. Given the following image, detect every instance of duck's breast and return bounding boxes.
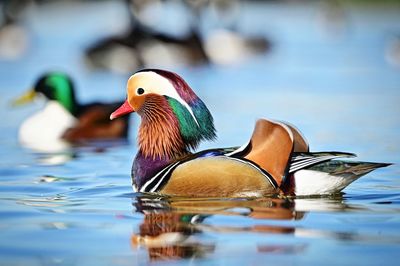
[159,156,278,197]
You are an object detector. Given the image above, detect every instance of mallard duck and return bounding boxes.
[110,69,390,197]
[14,72,130,152]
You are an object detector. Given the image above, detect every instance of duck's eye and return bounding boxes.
[137,88,145,95]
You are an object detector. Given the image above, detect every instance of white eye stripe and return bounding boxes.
[132,71,199,126]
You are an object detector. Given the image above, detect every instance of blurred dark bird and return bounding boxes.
[196,0,271,65]
[13,72,130,151]
[85,21,208,74]
[84,0,270,73]
[385,35,400,67]
[84,0,208,74]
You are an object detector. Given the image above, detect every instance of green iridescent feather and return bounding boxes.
[167,97,216,150]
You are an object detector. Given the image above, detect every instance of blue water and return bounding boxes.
[0,1,400,265]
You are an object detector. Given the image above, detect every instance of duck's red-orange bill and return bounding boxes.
[110,100,134,120]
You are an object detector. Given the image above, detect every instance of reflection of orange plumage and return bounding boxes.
[131,196,305,261]
[248,199,304,221]
[168,197,303,220]
[139,212,192,238]
[131,212,194,249]
[131,211,214,261]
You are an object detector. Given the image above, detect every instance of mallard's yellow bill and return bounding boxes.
[12,90,36,106]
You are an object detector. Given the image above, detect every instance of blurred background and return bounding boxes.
[0,1,400,265]
[0,0,399,158]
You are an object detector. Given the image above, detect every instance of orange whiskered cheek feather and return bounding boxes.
[138,95,188,159]
[128,93,162,114]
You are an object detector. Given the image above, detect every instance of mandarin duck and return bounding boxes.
[110,69,390,197]
[14,72,130,152]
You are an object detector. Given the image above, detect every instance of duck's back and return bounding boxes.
[62,101,130,141]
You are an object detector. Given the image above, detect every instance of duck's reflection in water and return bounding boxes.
[131,195,306,261]
[27,139,129,165]
[131,210,214,260]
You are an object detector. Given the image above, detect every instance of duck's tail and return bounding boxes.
[287,159,391,195]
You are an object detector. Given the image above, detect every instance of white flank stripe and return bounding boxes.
[149,162,181,192]
[140,162,180,192]
[289,157,334,172]
[290,156,332,169]
[289,153,352,173]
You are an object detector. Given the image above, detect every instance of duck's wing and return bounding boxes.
[307,160,391,175]
[289,152,356,173]
[233,119,295,187]
[222,119,310,186]
[280,122,309,152]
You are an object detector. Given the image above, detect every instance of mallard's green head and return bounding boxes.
[32,72,78,115]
